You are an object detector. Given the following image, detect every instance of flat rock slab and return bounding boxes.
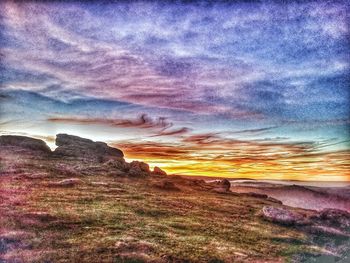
[262,206,307,226]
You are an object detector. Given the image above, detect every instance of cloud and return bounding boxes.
[113,135,350,180]
[47,114,190,137]
[1,1,348,120]
[151,127,191,137]
[228,126,278,135]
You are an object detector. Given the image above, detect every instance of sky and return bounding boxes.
[0,0,349,181]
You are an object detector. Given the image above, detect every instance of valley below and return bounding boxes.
[229,180,350,212]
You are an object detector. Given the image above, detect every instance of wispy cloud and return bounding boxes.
[47,114,190,137]
[114,136,350,180]
[1,1,348,118]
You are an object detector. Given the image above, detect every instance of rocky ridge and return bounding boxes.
[0,134,166,178]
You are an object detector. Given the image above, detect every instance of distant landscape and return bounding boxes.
[229,180,350,212]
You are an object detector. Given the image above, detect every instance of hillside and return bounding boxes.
[1,134,349,263]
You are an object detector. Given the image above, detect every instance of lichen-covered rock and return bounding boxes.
[262,206,306,226]
[53,134,123,161]
[0,135,51,153]
[152,166,167,176]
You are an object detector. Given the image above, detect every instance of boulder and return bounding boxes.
[0,135,51,153]
[215,179,231,191]
[53,134,123,161]
[128,161,150,177]
[104,158,129,171]
[262,206,307,226]
[152,166,167,176]
[210,179,231,193]
[219,179,231,190]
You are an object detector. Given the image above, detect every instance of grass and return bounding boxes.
[0,155,313,262]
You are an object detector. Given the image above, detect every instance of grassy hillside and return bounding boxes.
[1,137,348,263]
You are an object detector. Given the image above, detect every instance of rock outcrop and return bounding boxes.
[309,209,350,234]
[262,206,350,233]
[53,134,124,162]
[0,134,163,177]
[152,166,167,176]
[0,135,51,153]
[127,161,151,177]
[210,179,231,193]
[305,209,350,259]
[0,133,170,178]
[262,206,350,258]
[262,206,307,226]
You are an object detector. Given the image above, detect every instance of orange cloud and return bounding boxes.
[112,134,350,181]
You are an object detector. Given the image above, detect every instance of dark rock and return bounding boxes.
[242,192,268,199]
[153,166,167,176]
[53,134,123,161]
[261,206,307,226]
[218,179,231,190]
[210,179,231,193]
[0,135,51,153]
[266,197,283,204]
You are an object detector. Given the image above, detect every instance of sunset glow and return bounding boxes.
[1,1,349,181]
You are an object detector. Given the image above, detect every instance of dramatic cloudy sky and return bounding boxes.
[1,1,349,180]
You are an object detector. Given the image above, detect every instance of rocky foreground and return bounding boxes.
[0,134,349,262]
